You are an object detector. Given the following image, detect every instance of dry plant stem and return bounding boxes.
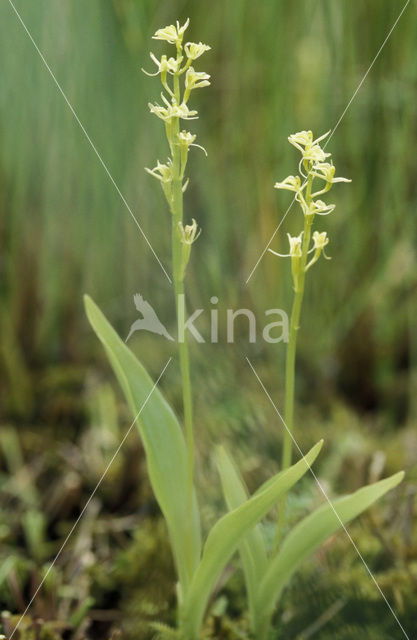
[169,68,195,580]
[275,175,313,548]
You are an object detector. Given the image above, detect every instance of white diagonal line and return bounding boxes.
[9,357,172,640]
[245,196,297,284]
[246,356,410,640]
[245,0,411,285]
[7,0,172,284]
[326,0,411,146]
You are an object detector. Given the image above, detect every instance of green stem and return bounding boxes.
[169,69,195,582]
[274,175,313,549]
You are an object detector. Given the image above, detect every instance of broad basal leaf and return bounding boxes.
[254,470,404,635]
[84,295,201,593]
[216,446,268,626]
[180,440,323,640]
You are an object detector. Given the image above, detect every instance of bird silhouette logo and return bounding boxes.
[126,293,174,342]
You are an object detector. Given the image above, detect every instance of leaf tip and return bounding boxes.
[84,294,98,324]
[392,470,405,486]
[310,438,324,458]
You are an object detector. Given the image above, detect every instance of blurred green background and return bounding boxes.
[1,0,417,422]
[0,1,416,638]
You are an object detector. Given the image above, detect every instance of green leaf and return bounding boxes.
[84,295,201,593]
[216,446,268,627]
[180,440,323,640]
[254,470,405,635]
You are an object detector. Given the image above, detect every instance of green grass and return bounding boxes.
[1,1,416,423]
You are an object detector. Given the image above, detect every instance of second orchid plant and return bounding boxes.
[269,130,351,539]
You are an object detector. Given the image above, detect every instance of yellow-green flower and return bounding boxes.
[288,130,331,164]
[178,218,201,244]
[305,231,330,270]
[274,175,304,193]
[305,199,335,217]
[311,162,349,183]
[269,232,303,290]
[310,162,351,196]
[145,159,173,183]
[178,130,207,155]
[145,159,174,204]
[287,232,303,257]
[142,53,183,77]
[178,218,201,279]
[184,67,211,100]
[288,130,330,152]
[184,41,211,60]
[312,230,329,252]
[148,95,198,121]
[269,232,303,259]
[302,144,331,163]
[152,18,190,46]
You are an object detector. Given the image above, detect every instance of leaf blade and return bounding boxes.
[180,440,323,640]
[255,471,404,630]
[84,295,201,592]
[216,446,268,626]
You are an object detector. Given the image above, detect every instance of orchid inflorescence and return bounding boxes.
[269,130,350,290]
[144,18,210,273]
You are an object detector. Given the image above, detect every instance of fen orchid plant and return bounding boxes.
[216,132,403,639]
[145,16,210,576]
[270,130,351,540]
[84,19,404,640]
